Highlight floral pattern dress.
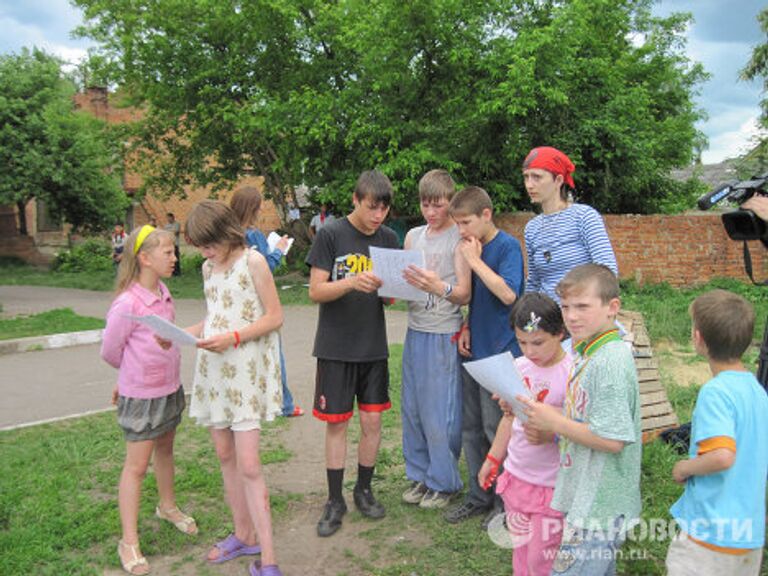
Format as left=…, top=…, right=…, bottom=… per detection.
left=190, top=249, right=282, bottom=427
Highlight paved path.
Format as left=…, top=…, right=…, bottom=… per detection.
left=0, top=286, right=408, bottom=430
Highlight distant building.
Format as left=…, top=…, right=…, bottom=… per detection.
left=0, top=87, right=283, bottom=264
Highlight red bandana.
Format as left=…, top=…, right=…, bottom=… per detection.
left=523, top=146, right=576, bottom=188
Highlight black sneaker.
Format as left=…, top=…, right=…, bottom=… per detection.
left=443, top=500, right=489, bottom=524
left=317, top=499, right=347, bottom=537
left=353, top=486, right=386, bottom=519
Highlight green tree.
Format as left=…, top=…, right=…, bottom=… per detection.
left=740, top=7, right=768, bottom=176
left=0, top=48, right=129, bottom=235
left=74, top=0, right=705, bottom=216
left=742, top=7, right=768, bottom=130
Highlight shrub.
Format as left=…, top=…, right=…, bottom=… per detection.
left=53, top=238, right=113, bottom=272
left=181, top=252, right=205, bottom=273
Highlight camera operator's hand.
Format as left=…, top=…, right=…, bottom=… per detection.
left=742, top=196, right=768, bottom=222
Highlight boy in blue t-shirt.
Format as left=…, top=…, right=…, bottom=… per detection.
left=666, top=289, right=768, bottom=575
left=443, top=185, right=524, bottom=526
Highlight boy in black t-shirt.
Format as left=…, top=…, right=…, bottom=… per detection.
left=306, top=170, right=400, bottom=537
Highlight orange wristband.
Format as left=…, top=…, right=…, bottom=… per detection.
left=232, top=331, right=241, bottom=348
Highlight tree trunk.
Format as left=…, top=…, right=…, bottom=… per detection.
left=16, top=200, right=28, bottom=236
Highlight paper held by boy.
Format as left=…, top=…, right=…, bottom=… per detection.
left=124, top=314, right=199, bottom=346
left=370, top=246, right=427, bottom=302
left=463, top=352, right=533, bottom=422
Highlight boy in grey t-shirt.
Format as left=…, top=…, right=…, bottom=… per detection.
left=521, top=264, right=641, bottom=576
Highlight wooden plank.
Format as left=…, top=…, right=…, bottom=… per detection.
left=623, top=310, right=680, bottom=443
left=641, top=413, right=679, bottom=431
left=637, top=368, right=660, bottom=382
left=641, top=391, right=668, bottom=406
left=634, top=357, right=658, bottom=370
left=619, top=310, right=642, bottom=322
left=640, top=380, right=664, bottom=393
left=634, top=332, right=651, bottom=347
left=641, top=402, right=676, bottom=418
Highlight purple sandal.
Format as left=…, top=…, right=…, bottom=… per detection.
left=208, top=533, right=261, bottom=564
left=249, top=560, right=283, bottom=576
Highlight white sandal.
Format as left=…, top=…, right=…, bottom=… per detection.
left=118, top=540, right=150, bottom=575
left=155, top=505, right=199, bottom=535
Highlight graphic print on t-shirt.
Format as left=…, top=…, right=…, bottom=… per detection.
left=558, top=363, right=591, bottom=469
left=332, top=253, right=372, bottom=281
left=523, top=375, right=552, bottom=403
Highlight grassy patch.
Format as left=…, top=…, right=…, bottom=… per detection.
left=1, top=342, right=766, bottom=574
left=0, top=413, right=292, bottom=575
left=0, top=308, right=104, bottom=340
left=620, top=278, right=768, bottom=345
left=0, top=261, right=311, bottom=304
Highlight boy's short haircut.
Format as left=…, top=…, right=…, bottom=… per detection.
left=185, top=200, right=245, bottom=249
left=230, top=186, right=263, bottom=228
left=419, top=169, right=456, bottom=203
left=556, top=263, right=619, bottom=303
left=510, top=292, right=565, bottom=336
left=691, top=289, right=755, bottom=362
left=354, top=170, right=393, bottom=207
left=448, top=185, right=493, bottom=217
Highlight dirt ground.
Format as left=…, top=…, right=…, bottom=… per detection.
left=103, top=402, right=395, bottom=576
left=100, top=341, right=713, bottom=576
left=654, top=340, right=711, bottom=388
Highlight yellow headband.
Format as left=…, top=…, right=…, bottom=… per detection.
left=133, top=225, right=156, bottom=254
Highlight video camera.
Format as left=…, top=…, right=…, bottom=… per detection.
left=697, top=173, right=768, bottom=241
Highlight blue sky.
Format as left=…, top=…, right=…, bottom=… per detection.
left=0, top=0, right=765, bottom=165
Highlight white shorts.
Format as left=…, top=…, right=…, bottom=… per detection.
left=666, top=534, right=762, bottom=576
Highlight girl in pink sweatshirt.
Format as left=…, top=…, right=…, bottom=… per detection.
left=101, top=225, right=197, bottom=575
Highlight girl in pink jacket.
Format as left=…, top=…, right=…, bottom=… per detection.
left=101, top=225, right=197, bottom=575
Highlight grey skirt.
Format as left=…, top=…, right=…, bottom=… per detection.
left=116, top=386, right=186, bottom=442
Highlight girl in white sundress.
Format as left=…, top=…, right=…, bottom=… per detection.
left=185, top=200, right=284, bottom=576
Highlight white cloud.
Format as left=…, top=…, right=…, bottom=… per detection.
left=702, top=115, right=765, bottom=164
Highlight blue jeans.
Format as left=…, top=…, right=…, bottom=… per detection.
left=401, top=329, right=463, bottom=493
left=553, top=517, right=626, bottom=576
left=461, top=368, right=503, bottom=508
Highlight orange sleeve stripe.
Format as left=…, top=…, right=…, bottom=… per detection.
left=697, top=436, right=736, bottom=455
left=687, top=533, right=752, bottom=555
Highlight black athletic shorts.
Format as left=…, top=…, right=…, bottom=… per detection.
left=313, top=358, right=391, bottom=422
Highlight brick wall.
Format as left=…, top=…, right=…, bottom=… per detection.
left=73, top=89, right=282, bottom=240
left=135, top=177, right=282, bottom=249
left=496, top=212, right=768, bottom=287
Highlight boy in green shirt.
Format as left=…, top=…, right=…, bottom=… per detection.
left=521, top=263, right=641, bottom=575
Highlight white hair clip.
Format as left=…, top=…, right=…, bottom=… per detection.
left=523, top=312, right=541, bottom=333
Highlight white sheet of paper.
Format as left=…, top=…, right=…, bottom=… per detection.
left=126, top=314, right=199, bottom=346
left=463, top=352, right=532, bottom=422
left=267, top=231, right=294, bottom=255
left=370, top=246, right=427, bottom=302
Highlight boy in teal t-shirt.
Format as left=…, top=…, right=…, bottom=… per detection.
left=666, top=290, right=768, bottom=575
left=522, top=263, right=641, bottom=575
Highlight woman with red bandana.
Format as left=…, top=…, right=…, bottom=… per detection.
left=522, top=146, right=617, bottom=301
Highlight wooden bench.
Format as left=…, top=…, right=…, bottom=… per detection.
left=617, top=311, right=679, bottom=443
